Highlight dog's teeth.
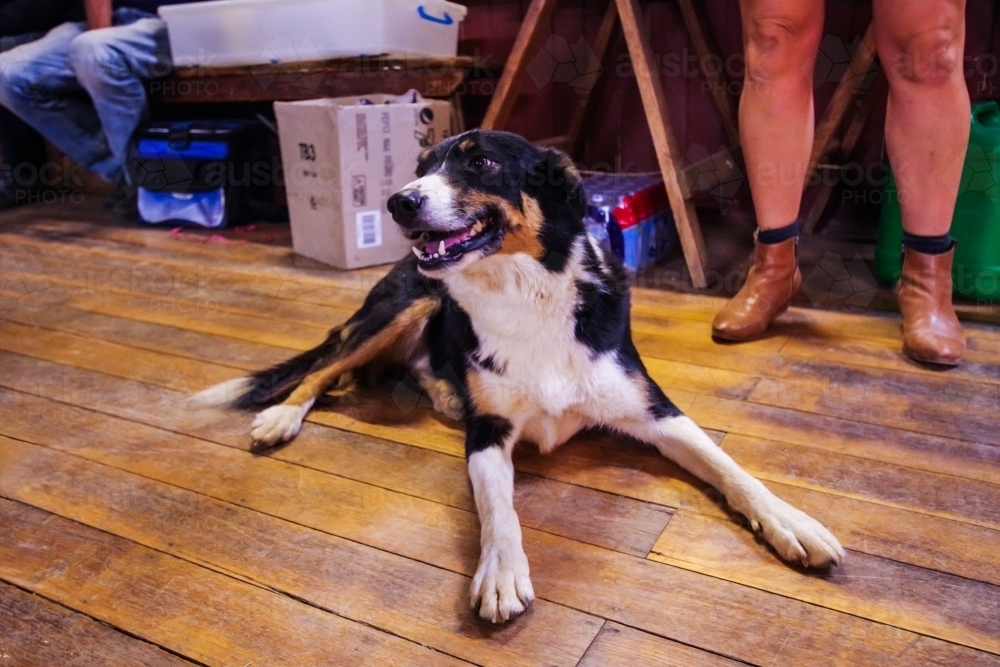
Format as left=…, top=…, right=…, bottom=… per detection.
left=438, top=240, right=446, bottom=255
left=412, top=246, right=422, bottom=259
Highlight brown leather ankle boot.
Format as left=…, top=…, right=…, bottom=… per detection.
left=896, top=246, right=965, bottom=366
left=712, top=237, right=801, bottom=341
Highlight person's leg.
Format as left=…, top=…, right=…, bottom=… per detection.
left=0, top=21, right=119, bottom=180
left=739, top=0, right=826, bottom=230
left=712, top=0, right=825, bottom=341
left=873, top=0, right=968, bottom=366
left=0, top=32, right=46, bottom=206
left=67, top=9, right=172, bottom=183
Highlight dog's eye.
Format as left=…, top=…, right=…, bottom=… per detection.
left=470, top=156, right=493, bottom=171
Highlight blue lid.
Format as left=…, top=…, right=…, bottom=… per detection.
left=137, top=139, right=230, bottom=160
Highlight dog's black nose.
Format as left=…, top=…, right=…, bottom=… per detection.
left=387, top=190, right=423, bottom=225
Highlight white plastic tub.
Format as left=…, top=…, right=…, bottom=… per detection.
left=159, top=0, right=468, bottom=68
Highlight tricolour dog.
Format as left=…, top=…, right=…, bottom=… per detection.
left=199, top=130, right=843, bottom=623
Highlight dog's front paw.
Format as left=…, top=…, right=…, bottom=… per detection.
left=752, top=496, right=845, bottom=568
left=250, top=404, right=308, bottom=448
left=470, top=541, right=534, bottom=623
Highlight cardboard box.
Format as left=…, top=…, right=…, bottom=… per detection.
left=274, top=92, right=451, bottom=269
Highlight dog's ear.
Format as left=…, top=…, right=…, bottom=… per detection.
left=532, top=147, right=586, bottom=221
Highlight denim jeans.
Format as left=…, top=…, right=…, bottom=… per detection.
left=0, top=31, right=45, bottom=194
left=0, top=8, right=171, bottom=183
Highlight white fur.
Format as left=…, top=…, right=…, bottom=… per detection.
left=468, top=443, right=534, bottom=623
left=250, top=399, right=315, bottom=447
left=192, top=378, right=251, bottom=407
left=442, top=236, right=842, bottom=622
left=623, top=416, right=844, bottom=567
left=402, top=173, right=460, bottom=228
left=445, top=239, right=649, bottom=451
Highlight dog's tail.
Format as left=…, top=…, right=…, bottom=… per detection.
left=194, top=257, right=444, bottom=412
left=194, top=327, right=347, bottom=409
left=196, top=299, right=442, bottom=412
left=194, top=325, right=350, bottom=410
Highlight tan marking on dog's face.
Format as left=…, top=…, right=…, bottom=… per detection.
left=459, top=138, right=476, bottom=152
left=495, top=193, right=544, bottom=260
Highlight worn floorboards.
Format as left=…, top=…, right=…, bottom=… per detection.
left=1, top=207, right=998, bottom=666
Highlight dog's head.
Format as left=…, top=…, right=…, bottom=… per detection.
left=387, top=130, right=586, bottom=276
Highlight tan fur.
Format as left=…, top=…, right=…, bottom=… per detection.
left=496, top=193, right=545, bottom=260
left=465, top=369, right=492, bottom=413
left=282, top=298, right=439, bottom=408
left=558, top=154, right=581, bottom=183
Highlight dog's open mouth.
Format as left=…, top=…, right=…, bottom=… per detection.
left=409, top=214, right=499, bottom=267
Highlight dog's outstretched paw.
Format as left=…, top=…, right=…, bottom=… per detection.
left=470, top=542, right=534, bottom=623
left=752, top=496, right=845, bottom=569
left=250, top=403, right=309, bottom=448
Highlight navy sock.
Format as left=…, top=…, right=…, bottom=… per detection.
left=757, top=220, right=799, bottom=245
left=902, top=231, right=953, bottom=255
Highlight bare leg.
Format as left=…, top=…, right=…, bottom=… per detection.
left=466, top=418, right=533, bottom=623
left=711, top=0, right=825, bottom=341
left=738, top=0, right=826, bottom=230
left=621, top=415, right=844, bottom=567
left=873, top=0, right=969, bottom=236
left=874, top=0, right=968, bottom=365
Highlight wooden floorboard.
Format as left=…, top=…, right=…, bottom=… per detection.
left=0, top=582, right=196, bottom=667
left=0, top=499, right=471, bottom=667
left=1, top=208, right=999, bottom=665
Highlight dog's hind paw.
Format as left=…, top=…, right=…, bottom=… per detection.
left=431, top=385, right=465, bottom=421
left=752, top=496, right=845, bottom=569
left=250, top=402, right=312, bottom=448
left=470, top=541, right=534, bottom=623
left=422, top=378, right=464, bottom=421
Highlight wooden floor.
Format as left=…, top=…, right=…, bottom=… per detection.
left=1, top=203, right=999, bottom=667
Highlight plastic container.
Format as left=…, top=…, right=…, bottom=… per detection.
left=582, top=174, right=677, bottom=273
left=159, top=0, right=468, bottom=68
left=876, top=100, right=1000, bottom=301
left=130, top=119, right=276, bottom=228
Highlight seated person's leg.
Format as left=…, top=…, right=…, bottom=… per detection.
left=0, top=106, right=47, bottom=208
left=0, top=21, right=119, bottom=182
left=0, top=31, right=46, bottom=208
left=67, top=10, right=172, bottom=185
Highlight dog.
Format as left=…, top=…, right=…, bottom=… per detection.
left=198, top=130, right=844, bottom=624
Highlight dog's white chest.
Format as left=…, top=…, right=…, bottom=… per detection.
left=488, top=323, right=589, bottom=415
left=445, top=252, right=646, bottom=448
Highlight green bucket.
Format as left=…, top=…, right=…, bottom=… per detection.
left=875, top=100, right=1000, bottom=301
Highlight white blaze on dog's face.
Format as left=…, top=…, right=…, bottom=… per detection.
left=386, top=130, right=587, bottom=277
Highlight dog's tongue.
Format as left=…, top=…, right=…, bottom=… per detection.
left=424, top=229, right=470, bottom=255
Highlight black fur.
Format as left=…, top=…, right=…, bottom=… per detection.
left=234, top=129, right=681, bottom=429
left=418, top=130, right=586, bottom=273
left=233, top=325, right=348, bottom=409
left=233, top=256, right=441, bottom=409
left=465, top=414, right=514, bottom=457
